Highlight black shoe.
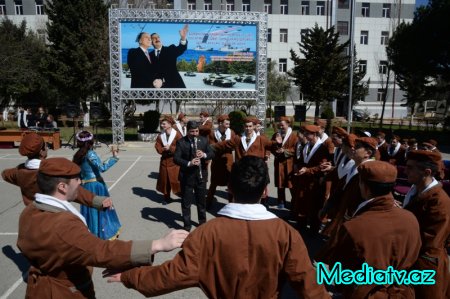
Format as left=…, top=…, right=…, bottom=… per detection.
left=183, top=226, right=192, bottom=232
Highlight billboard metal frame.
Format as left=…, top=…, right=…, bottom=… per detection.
left=109, top=9, right=268, bottom=144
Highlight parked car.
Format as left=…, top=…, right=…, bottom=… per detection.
left=352, top=109, right=370, bottom=121
left=184, top=71, right=196, bottom=77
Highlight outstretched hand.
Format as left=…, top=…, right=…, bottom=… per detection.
left=102, top=269, right=122, bottom=283
left=151, top=229, right=189, bottom=253
left=179, top=24, right=189, bottom=41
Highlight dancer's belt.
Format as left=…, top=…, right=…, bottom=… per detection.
left=82, top=177, right=103, bottom=184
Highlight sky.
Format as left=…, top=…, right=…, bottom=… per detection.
left=121, top=22, right=257, bottom=51
left=416, top=0, right=429, bottom=7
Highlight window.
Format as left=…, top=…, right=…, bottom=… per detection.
left=204, top=0, right=212, bottom=10
left=359, top=60, right=367, bottom=73
left=110, top=3, right=118, bottom=9
left=242, top=0, right=250, bottom=11
left=280, top=0, right=288, bottom=14
left=15, top=0, right=23, bottom=15
left=187, top=0, right=196, bottom=10
left=361, top=2, right=370, bottom=17
left=264, top=0, right=272, bottom=14
left=225, top=0, right=234, bottom=11
left=280, top=29, right=288, bottom=43
left=381, top=31, right=389, bottom=45
left=36, top=0, right=44, bottom=14
left=379, top=61, right=388, bottom=74
left=300, top=29, right=308, bottom=42
left=0, top=0, right=6, bottom=15
left=127, top=3, right=134, bottom=8
left=360, top=30, right=368, bottom=45
left=268, top=28, right=272, bottom=43
left=377, top=89, right=386, bottom=101
left=316, top=1, right=325, bottom=15
left=337, top=21, right=349, bottom=35
left=301, top=1, right=310, bottom=15
left=279, top=58, right=287, bottom=73
left=338, top=0, right=349, bottom=9
left=382, top=3, right=391, bottom=18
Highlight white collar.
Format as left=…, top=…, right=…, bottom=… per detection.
left=160, top=128, right=177, bottom=146
left=34, top=193, right=87, bottom=226
left=175, top=122, right=186, bottom=136
left=320, top=132, right=329, bottom=143
left=403, top=178, right=439, bottom=207
left=139, top=46, right=149, bottom=53
left=344, top=159, right=373, bottom=186
left=352, top=197, right=376, bottom=217
left=377, top=140, right=385, bottom=148
left=338, top=157, right=355, bottom=179
left=302, top=138, right=323, bottom=164
left=215, top=128, right=231, bottom=142
left=25, top=159, right=41, bottom=170
left=218, top=203, right=277, bottom=220
left=388, top=143, right=401, bottom=156
left=241, top=133, right=257, bottom=152
left=202, top=118, right=210, bottom=125
left=279, top=127, right=293, bottom=146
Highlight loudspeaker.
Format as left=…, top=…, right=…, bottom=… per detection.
left=65, top=102, right=80, bottom=119
left=274, top=106, right=286, bottom=122
left=294, top=105, right=307, bottom=122
left=90, top=102, right=102, bottom=119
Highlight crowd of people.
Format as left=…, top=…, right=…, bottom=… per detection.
left=16, top=106, right=58, bottom=130
left=1, top=111, right=450, bottom=298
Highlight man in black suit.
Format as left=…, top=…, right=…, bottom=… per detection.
left=174, top=121, right=214, bottom=231
left=127, top=32, right=161, bottom=88
left=35, top=107, right=47, bottom=128
left=150, top=24, right=189, bottom=88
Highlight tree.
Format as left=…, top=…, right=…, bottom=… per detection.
left=388, top=0, right=450, bottom=118
left=267, top=61, right=291, bottom=122
left=0, top=19, right=50, bottom=109
left=43, top=0, right=109, bottom=106
left=289, top=24, right=349, bottom=117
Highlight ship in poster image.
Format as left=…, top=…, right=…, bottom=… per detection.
left=194, top=44, right=213, bottom=51
left=219, top=43, right=250, bottom=52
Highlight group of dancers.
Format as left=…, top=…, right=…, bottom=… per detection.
left=2, top=112, right=450, bottom=298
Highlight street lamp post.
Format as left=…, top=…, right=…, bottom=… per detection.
left=347, top=0, right=356, bottom=133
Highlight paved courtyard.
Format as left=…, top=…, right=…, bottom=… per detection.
left=0, top=142, right=298, bottom=299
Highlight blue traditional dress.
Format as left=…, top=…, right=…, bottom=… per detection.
left=79, top=150, right=121, bottom=240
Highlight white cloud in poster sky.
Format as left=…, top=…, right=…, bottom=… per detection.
left=121, top=22, right=257, bottom=51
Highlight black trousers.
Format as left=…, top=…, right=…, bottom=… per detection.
left=181, top=176, right=207, bottom=229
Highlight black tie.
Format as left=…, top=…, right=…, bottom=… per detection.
left=220, top=133, right=226, bottom=141
left=156, top=49, right=160, bottom=58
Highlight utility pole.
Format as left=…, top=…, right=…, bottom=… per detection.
left=347, top=0, right=355, bottom=133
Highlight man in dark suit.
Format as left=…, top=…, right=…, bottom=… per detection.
left=35, top=107, right=47, bottom=128
left=127, top=32, right=161, bottom=88
left=174, top=120, right=214, bottom=231
left=150, top=24, right=188, bottom=88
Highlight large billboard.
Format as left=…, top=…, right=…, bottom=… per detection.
left=109, top=9, right=267, bottom=143
left=120, top=22, right=258, bottom=91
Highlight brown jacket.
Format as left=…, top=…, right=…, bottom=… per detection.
left=17, top=201, right=154, bottom=298
left=199, top=119, right=213, bottom=137
left=208, top=129, right=236, bottom=186
left=155, top=130, right=182, bottom=196
left=120, top=216, right=330, bottom=299
left=214, top=134, right=274, bottom=161
left=271, top=131, right=298, bottom=188
left=2, top=164, right=100, bottom=207
left=404, top=183, right=450, bottom=298
left=329, top=195, right=422, bottom=298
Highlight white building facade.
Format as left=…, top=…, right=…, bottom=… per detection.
left=0, top=0, right=416, bottom=118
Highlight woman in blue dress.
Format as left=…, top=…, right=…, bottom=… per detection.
left=73, top=130, right=121, bottom=240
